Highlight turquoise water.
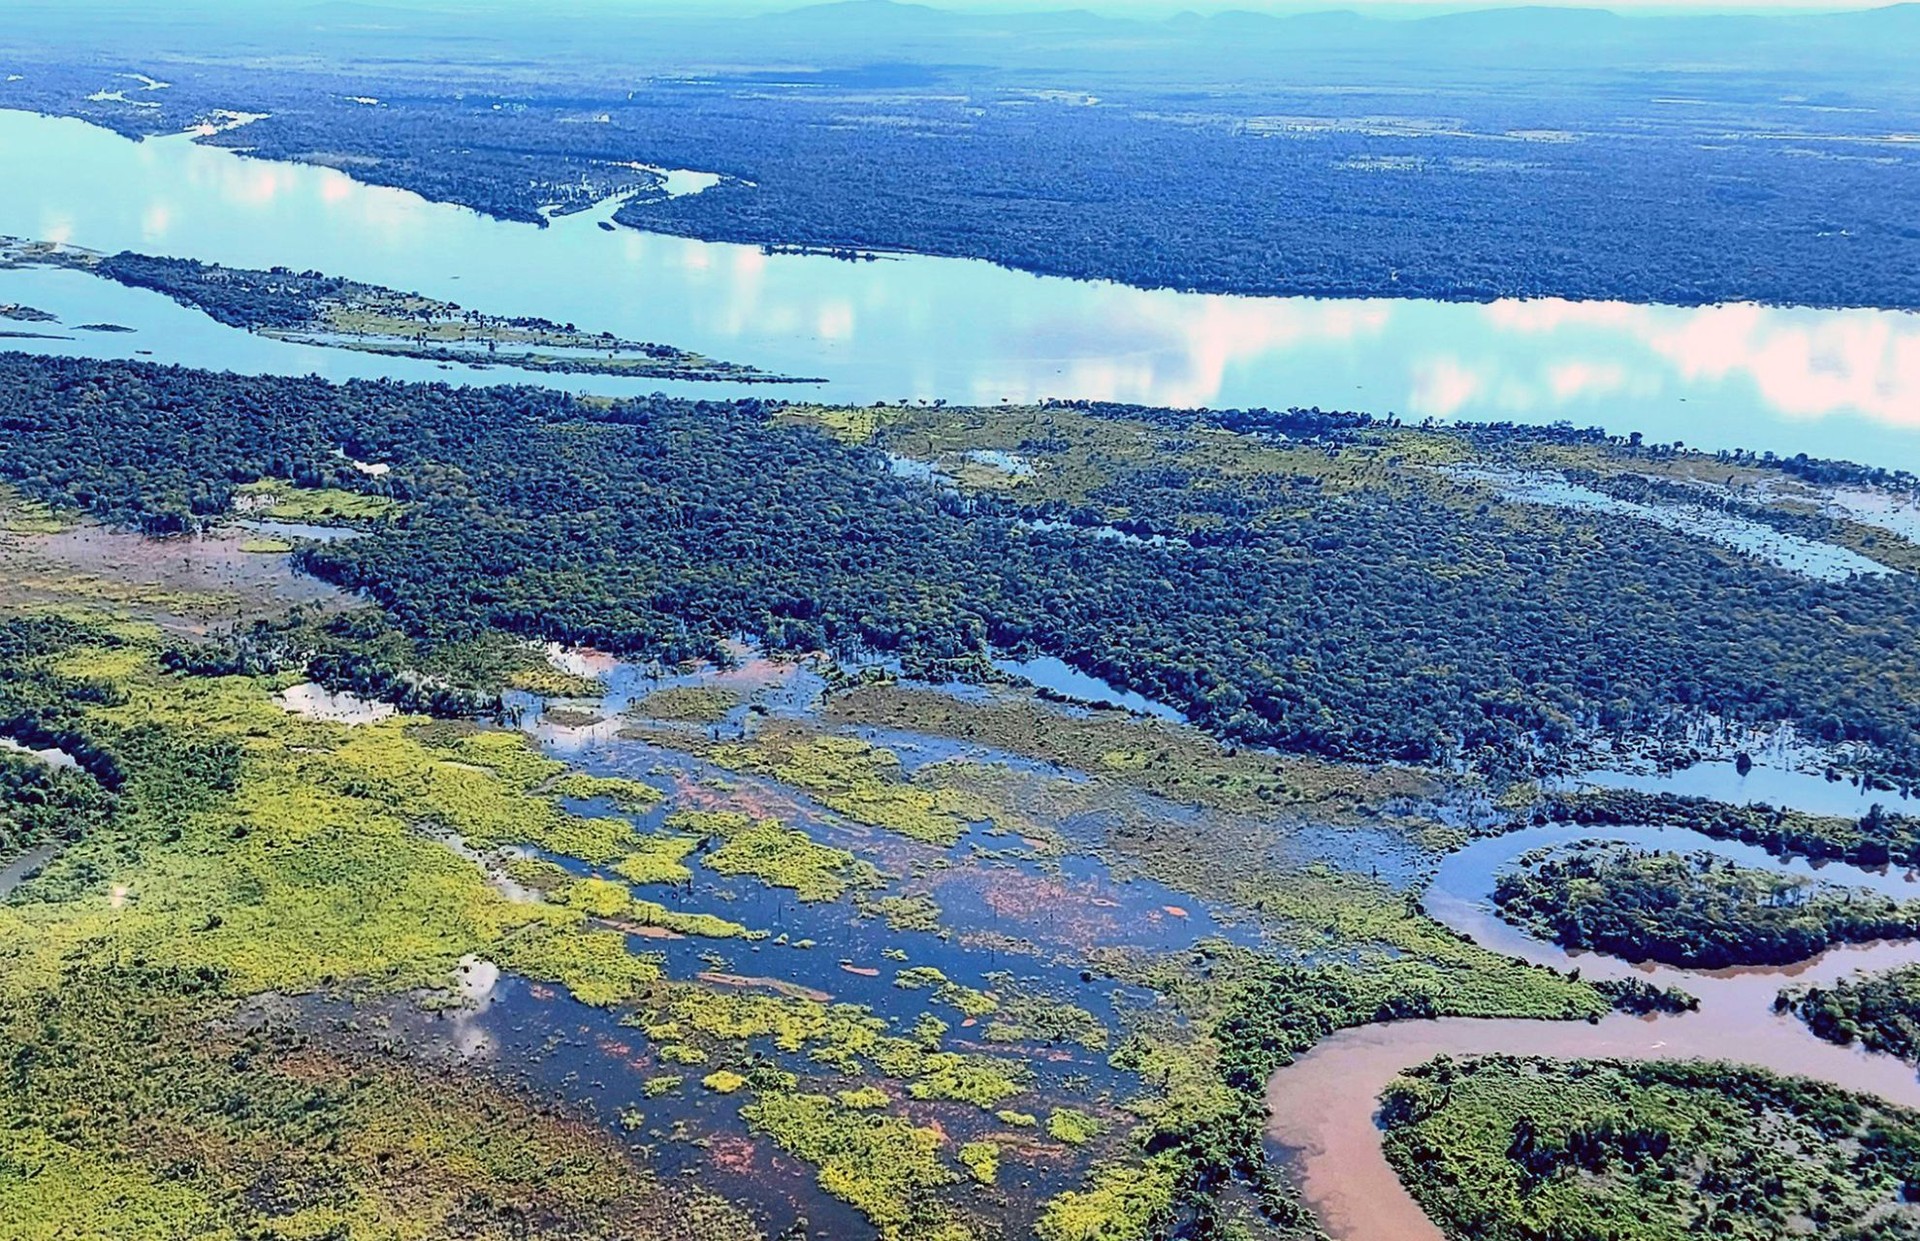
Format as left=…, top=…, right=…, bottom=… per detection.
left=4, top=109, right=1920, bottom=467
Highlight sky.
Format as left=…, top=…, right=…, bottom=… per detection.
left=23, top=0, right=1905, bottom=21
left=639, top=0, right=1902, bottom=13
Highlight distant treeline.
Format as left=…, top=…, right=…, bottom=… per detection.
left=9, top=56, right=1920, bottom=310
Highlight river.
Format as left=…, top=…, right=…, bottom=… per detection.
left=3, top=109, right=1920, bottom=468
left=1266, top=820, right=1920, bottom=1241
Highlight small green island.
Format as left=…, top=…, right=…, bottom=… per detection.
left=0, top=236, right=814, bottom=384
left=1781, top=964, right=1920, bottom=1064
left=1381, top=1055, right=1920, bottom=1241
left=1491, top=842, right=1920, bottom=969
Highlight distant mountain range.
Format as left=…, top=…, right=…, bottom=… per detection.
left=7, top=0, right=1920, bottom=84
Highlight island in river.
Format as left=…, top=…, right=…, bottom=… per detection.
left=0, top=236, right=817, bottom=384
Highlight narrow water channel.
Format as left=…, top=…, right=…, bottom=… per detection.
left=1266, top=822, right=1920, bottom=1241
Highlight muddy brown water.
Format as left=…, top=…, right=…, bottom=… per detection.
left=1266, top=823, right=1920, bottom=1241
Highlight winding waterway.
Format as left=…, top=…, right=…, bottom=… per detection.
left=4, top=108, right=1920, bottom=467
left=1267, top=821, right=1920, bottom=1241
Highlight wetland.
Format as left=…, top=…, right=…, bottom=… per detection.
left=4, top=24, right=1920, bottom=1241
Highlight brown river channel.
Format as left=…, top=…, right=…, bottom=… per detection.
left=1265, top=822, right=1920, bottom=1241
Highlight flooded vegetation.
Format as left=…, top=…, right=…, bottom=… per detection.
left=5, top=11, right=1920, bottom=1238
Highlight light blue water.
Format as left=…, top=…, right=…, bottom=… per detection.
left=4, top=109, right=1920, bottom=468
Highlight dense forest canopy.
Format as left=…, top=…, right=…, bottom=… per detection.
left=1491, top=844, right=1920, bottom=969
left=4, top=353, right=1920, bottom=783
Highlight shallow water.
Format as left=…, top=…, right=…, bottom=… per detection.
left=275, top=682, right=396, bottom=724
left=1266, top=821, right=1920, bottom=1241
left=989, top=655, right=1186, bottom=723
left=0, top=843, right=58, bottom=900
left=1446, top=465, right=1894, bottom=582
left=5, top=109, right=1920, bottom=466
left=1565, top=760, right=1920, bottom=820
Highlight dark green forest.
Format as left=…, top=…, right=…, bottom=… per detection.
left=1381, top=1056, right=1920, bottom=1241
left=6, top=353, right=1920, bottom=782
left=1782, top=965, right=1920, bottom=1064
left=1492, top=843, right=1920, bottom=969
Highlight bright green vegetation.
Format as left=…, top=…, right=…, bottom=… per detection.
left=958, top=1140, right=1000, bottom=1185
left=982, top=984, right=1108, bottom=1052
left=827, top=682, right=1435, bottom=815
left=702, top=1069, right=749, bottom=1094
left=1493, top=843, right=1920, bottom=968
left=741, top=1092, right=972, bottom=1241
left=1381, top=1056, right=1920, bottom=1241
left=1046, top=1108, right=1103, bottom=1146
left=631, top=685, right=742, bottom=723
left=670, top=724, right=988, bottom=846
left=0, top=615, right=758, bottom=1238
left=1037, top=1156, right=1185, bottom=1241
left=896, top=965, right=1001, bottom=1018
left=1782, top=964, right=1920, bottom=1063
left=547, top=770, right=664, bottom=812
left=649, top=984, right=1030, bottom=1110
left=546, top=873, right=750, bottom=940
left=235, top=477, right=401, bottom=524
left=855, top=889, right=945, bottom=932
left=668, top=808, right=883, bottom=901
left=613, top=832, right=702, bottom=886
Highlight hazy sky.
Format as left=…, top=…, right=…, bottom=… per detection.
left=659, top=0, right=1901, bottom=13
left=29, top=0, right=1902, bottom=19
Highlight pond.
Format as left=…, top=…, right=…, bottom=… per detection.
left=4, top=108, right=1920, bottom=468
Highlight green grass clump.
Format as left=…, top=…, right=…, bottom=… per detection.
left=1036, top=1156, right=1182, bottom=1241
left=548, top=772, right=663, bottom=813
left=496, top=926, right=660, bottom=1007
left=671, top=809, right=881, bottom=902
left=612, top=834, right=700, bottom=886
left=959, top=1141, right=1000, bottom=1186
left=906, top=1053, right=1027, bottom=1109
left=1045, top=1109, right=1102, bottom=1146
left=855, top=891, right=944, bottom=933
left=837, top=1086, right=890, bottom=1109
left=895, top=966, right=1000, bottom=1018
left=629, top=898, right=749, bottom=940
left=983, top=986, right=1107, bottom=1052
left=741, top=1091, right=971, bottom=1241
left=702, top=1070, right=749, bottom=1094
left=699, top=727, right=988, bottom=846
left=631, top=686, right=741, bottom=724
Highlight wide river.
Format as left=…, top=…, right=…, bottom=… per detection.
left=4, top=108, right=1920, bottom=468
left=1268, top=820, right=1920, bottom=1241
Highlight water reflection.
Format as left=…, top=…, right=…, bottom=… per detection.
left=3, top=109, right=1920, bottom=466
